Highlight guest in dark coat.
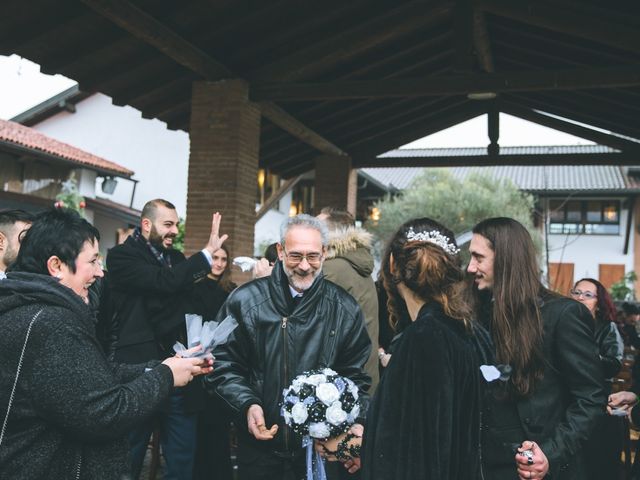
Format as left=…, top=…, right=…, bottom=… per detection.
left=570, top=278, right=624, bottom=480
left=0, top=208, right=210, bottom=480
left=468, top=218, right=604, bottom=480
left=105, top=199, right=227, bottom=479
left=190, top=245, right=237, bottom=480
left=318, top=217, right=483, bottom=480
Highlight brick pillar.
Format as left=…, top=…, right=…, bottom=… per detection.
left=185, top=79, right=260, bottom=284
left=314, top=155, right=357, bottom=216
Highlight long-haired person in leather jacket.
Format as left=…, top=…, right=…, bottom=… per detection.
left=205, top=214, right=371, bottom=480
left=570, top=278, right=623, bottom=480
left=467, top=218, right=604, bottom=480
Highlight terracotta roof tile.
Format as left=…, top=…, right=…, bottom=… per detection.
left=0, top=119, right=133, bottom=178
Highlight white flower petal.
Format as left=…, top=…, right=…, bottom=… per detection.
left=291, top=402, right=309, bottom=424
left=326, top=401, right=348, bottom=426
left=308, top=422, right=331, bottom=439
left=316, top=383, right=340, bottom=406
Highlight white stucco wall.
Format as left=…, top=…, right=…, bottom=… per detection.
left=544, top=197, right=635, bottom=283
left=92, top=214, right=125, bottom=256
left=33, top=94, right=190, bottom=214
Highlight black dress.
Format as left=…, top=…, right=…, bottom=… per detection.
left=361, top=302, right=482, bottom=480
left=189, top=276, right=237, bottom=480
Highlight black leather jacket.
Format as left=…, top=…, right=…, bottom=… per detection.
left=482, top=293, right=605, bottom=479
left=204, top=261, right=371, bottom=454
left=594, top=320, right=623, bottom=379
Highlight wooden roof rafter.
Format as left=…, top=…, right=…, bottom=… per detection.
left=500, top=101, right=640, bottom=153
left=351, top=102, right=487, bottom=164
left=3, top=0, right=640, bottom=178
left=250, top=1, right=454, bottom=82
left=80, top=0, right=348, bottom=158
left=251, top=65, right=640, bottom=102
left=476, top=0, right=640, bottom=54
left=509, top=91, right=640, bottom=140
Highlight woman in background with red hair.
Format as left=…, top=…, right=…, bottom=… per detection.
left=570, top=277, right=623, bottom=480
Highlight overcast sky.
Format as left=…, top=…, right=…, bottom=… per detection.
left=0, top=54, right=592, bottom=147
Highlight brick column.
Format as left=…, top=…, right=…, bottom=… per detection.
left=314, top=155, right=357, bottom=215
left=185, top=79, right=260, bottom=284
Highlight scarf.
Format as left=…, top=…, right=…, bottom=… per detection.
left=132, top=226, right=172, bottom=268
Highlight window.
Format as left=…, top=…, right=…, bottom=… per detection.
left=548, top=199, right=620, bottom=235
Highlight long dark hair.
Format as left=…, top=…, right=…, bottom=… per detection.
left=574, top=277, right=617, bottom=325
left=471, top=217, right=545, bottom=397
left=381, top=217, right=471, bottom=330
left=212, top=245, right=235, bottom=292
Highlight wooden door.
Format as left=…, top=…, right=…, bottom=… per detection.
left=548, top=262, right=575, bottom=295
left=599, top=264, right=626, bottom=289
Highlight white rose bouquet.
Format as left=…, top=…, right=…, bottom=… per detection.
left=281, top=368, right=360, bottom=479
left=281, top=368, right=360, bottom=439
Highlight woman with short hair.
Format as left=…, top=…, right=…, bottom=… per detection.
left=0, top=208, right=211, bottom=479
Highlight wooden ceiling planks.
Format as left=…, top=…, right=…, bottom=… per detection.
left=1, top=0, right=639, bottom=177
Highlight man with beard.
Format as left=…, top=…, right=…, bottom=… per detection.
left=205, top=214, right=371, bottom=480
left=106, top=198, right=227, bottom=480
left=467, top=217, right=604, bottom=480
left=0, top=209, right=34, bottom=277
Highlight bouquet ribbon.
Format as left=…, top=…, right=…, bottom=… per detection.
left=302, top=435, right=327, bottom=480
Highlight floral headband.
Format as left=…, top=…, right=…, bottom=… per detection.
left=406, top=227, right=460, bottom=255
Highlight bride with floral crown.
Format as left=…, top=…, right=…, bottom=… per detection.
left=317, top=217, right=485, bottom=479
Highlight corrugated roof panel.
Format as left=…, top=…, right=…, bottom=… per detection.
left=382, top=145, right=619, bottom=158
left=361, top=164, right=638, bottom=192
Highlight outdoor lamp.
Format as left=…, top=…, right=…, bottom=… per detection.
left=101, top=176, right=118, bottom=194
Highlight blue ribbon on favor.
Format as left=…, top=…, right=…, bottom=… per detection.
left=302, top=435, right=327, bottom=480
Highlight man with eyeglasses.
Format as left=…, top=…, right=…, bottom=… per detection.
left=0, top=209, right=34, bottom=278
left=206, top=214, right=371, bottom=480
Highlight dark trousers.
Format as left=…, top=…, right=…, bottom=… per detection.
left=236, top=439, right=306, bottom=480
left=193, top=410, right=233, bottom=480
left=129, top=390, right=197, bottom=480
left=585, top=414, right=623, bottom=480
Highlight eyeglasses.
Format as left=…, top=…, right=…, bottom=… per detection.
left=570, top=289, right=597, bottom=300
left=283, top=248, right=323, bottom=265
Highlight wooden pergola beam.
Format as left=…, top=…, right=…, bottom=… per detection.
left=258, top=103, right=346, bottom=157
left=453, top=0, right=474, bottom=72
left=357, top=152, right=639, bottom=168
left=81, top=0, right=232, bottom=79
left=81, top=0, right=347, bottom=157
left=509, top=92, right=640, bottom=140
left=352, top=103, right=485, bottom=161
left=251, top=65, right=640, bottom=101
left=250, top=1, right=453, bottom=82
left=500, top=102, right=640, bottom=153
left=473, top=11, right=494, bottom=72
left=476, top=0, right=640, bottom=54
